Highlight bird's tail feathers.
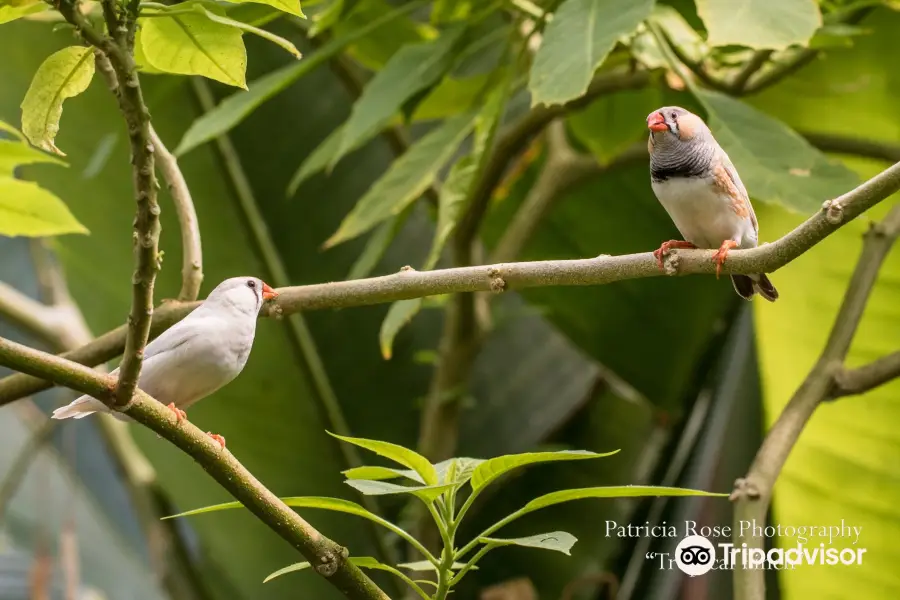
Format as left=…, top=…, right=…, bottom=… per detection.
left=730, top=274, right=778, bottom=303
left=51, top=395, right=110, bottom=420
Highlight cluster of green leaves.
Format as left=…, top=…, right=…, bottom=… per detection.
left=168, top=432, right=725, bottom=599
left=0, top=0, right=306, bottom=237
left=0, top=119, right=84, bottom=237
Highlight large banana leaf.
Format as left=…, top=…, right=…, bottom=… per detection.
left=747, top=8, right=900, bottom=598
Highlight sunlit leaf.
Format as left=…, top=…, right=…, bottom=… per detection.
left=437, top=456, right=485, bottom=485
left=0, top=139, right=66, bottom=175
left=327, top=431, right=439, bottom=484
left=696, top=0, right=822, bottom=50
left=412, top=73, right=492, bottom=122
left=324, top=110, right=478, bottom=247
left=695, top=90, right=858, bottom=213
left=264, top=561, right=312, bottom=582
left=480, top=531, right=578, bottom=556
left=194, top=5, right=302, bottom=57
left=0, top=1, right=47, bottom=24
left=20, top=46, right=95, bottom=155
left=139, top=6, right=248, bottom=88
left=175, top=0, right=426, bottom=156
left=220, top=0, right=305, bottom=18
left=529, top=0, right=654, bottom=106
left=470, top=450, right=618, bottom=493
left=0, top=177, right=87, bottom=237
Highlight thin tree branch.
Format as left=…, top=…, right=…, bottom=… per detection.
left=728, top=50, right=772, bottom=94
left=96, top=46, right=203, bottom=302
left=492, top=127, right=645, bottom=263
left=149, top=126, right=204, bottom=302
left=731, top=203, right=900, bottom=600
left=454, top=68, right=650, bottom=247
left=57, top=0, right=162, bottom=409
left=0, top=337, right=390, bottom=600
left=831, top=350, right=900, bottom=398
left=1, top=159, right=899, bottom=407
left=800, top=132, right=900, bottom=164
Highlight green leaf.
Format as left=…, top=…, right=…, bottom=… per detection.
left=695, top=0, right=822, bottom=50
left=342, top=465, right=423, bottom=483
left=379, top=298, right=423, bottom=360
left=327, top=431, right=439, bottom=485
left=220, top=0, right=305, bottom=18
left=331, top=25, right=467, bottom=168
left=193, top=5, right=302, bottom=57
left=0, top=1, right=47, bottom=24
left=333, top=0, right=433, bottom=71
left=0, top=139, right=67, bottom=175
left=633, top=6, right=706, bottom=69
left=324, top=110, right=478, bottom=247
left=309, top=0, right=343, bottom=37
left=567, top=87, right=662, bottom=163
left=348, top=558, right=431, bottom=600
left=521, top=486, right=726, bottom=516
left=345, top=214, right=405, bottom=280
left=529, top=0, right=654, bottom=106
left=264, top=561, right=312, bottom=582
left=20, top=46, right=95, bottom=155
left=175, top=0, right=426, bottom=156
left=139, top=8, right=248, bottom=88
left=437, top=456, right=484, bottom=485
left=695, top=90, right=859, bottom=213
left=286, top=124, right=344, bottom=196
left=397, top=560, right=470, bottom=571
left=471, top=450, right=618, bottom=493
left=412, top=73, right=491, bottom=122
left=345, top=479, right=454, bottom=501
left=0, top=119, right=26, bottom=141
left=0, top=177, right=87, bottom=237
left=480, top=531, right=578, bottom=556
left=265, top=557, right=431, bottom=599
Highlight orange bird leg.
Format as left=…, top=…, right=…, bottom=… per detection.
left=166, top=402, right=187, bottom=423
left=207, top=432, right=226, bottom=450
left=712, top=240, right=739, bottom=279
left=652, top=240, right=698, bottom=270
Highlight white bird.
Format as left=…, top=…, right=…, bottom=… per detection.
left=51, top=276, right=278, bottom=448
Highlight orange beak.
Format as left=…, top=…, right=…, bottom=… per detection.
left=261, top=282, right=278, bottom=301
left=647, top=112, right=669, bottom=133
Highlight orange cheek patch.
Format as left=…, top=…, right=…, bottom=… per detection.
left=677, top=114, right=701, bottom=140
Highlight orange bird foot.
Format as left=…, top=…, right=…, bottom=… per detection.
left=166, top=402, right=187, bottom=423
left=712, top=240, right=739, bottom=278
left=653, top=240, right=698, bottom=270
left=207, top=432, right=226, bottom=450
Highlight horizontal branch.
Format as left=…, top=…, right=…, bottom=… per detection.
left=1, top=159, right=899, bottom=407
left=0, top=337, right=389, bottom=600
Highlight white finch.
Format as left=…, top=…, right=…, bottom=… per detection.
left=51, top=276, right=278, bottom=447
left=646, top=106, right=778, bottom=302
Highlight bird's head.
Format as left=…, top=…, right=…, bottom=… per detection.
left=646, top=106, right=711, bottom=150
left=205, top=276, right=278, bottom=316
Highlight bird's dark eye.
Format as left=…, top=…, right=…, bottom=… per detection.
left=247, top=280, right=256, bottom=289
left=670, top=112, right=677, bottom=120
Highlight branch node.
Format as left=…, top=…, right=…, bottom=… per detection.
left=823, top=199, right=844, bottom=224
left=400, top=265, right=416, bottom=272
left=729, top=477, right=760, bottom=502
left=314, top=546, right=349, bottom=577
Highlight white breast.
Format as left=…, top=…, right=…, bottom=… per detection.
left=651, top=176, right=756, bottom=249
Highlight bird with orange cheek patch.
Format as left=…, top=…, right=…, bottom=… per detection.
left=646, top=106, right=778, bottom=302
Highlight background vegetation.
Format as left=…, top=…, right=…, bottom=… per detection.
left=1, top=0, right=899, bottom=599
